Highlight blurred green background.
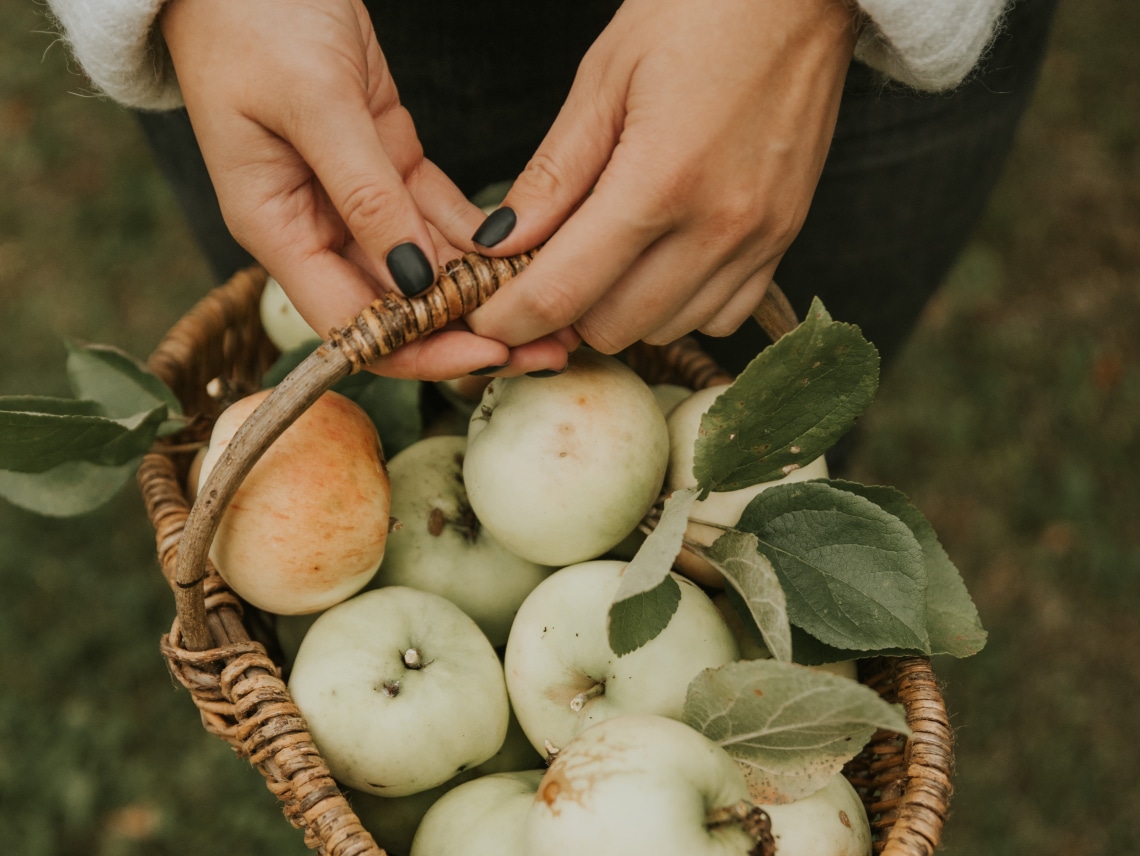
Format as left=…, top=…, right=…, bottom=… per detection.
left=1, top=1, right=1137, bottom=853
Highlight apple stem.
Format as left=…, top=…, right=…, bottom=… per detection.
left=569, top=681, right=605, bottom=711
left=705, top=801, right=775, bottom=856
left=403, top=648, right=425, bottom=670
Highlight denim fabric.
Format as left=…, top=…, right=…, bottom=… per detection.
left=137, top=0, right=1057, bottom=379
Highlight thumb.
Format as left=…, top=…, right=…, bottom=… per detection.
left=472, top=71, right=623, bottom=254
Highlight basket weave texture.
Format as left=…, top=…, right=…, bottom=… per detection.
left=139, top=265, right=954, bottom=856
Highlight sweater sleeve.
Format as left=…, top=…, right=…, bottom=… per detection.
left=852, top=0, right=1011, bottom=91
left=45, top=0, right=181, bottom=111
left=45, top=0, right=1009, bottom=112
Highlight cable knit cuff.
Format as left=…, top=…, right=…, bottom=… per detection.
left=47, top=0, right=181, bottom=111
left=853, top=0, right=1010, bottom=91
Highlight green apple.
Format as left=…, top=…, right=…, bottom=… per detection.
left=288, top=586, right=510, bottom=797
left=348, top=708, right=544, bottom=856
left=369, top=435, right=553, bottom=646
left=464, top=349, right=670, bottom=566
left=410, top=770, right=544, bottom=856
left=259, top=275, right=320, bottom=352
left=523, top=715, right=758, bottom=855
left=665, top=384, right=830, bottom=587
left=504, top=560, right=740, bottom=755
left=755, top=772, right=872, bottom=856
left=198, top=389, right=391, bottom=615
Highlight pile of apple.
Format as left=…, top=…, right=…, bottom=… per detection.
left=194, top=335, right=873, bottom=855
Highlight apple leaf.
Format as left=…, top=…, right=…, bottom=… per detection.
left=705, top=530, right=793, bottom=663
left=607, top=488, right=697, bottom=656
left=692, top=298, right=879, bottom=495
left=0, top=458, right=138, bottom=516
left=684, top=659, right=910, bottom=802
left=0, top=397, right=170, bottom=474
left=264, top=342, right=423, bottom=456
left=824, top=481, right=987, bottom=657
left=65, top=340, right=182, bottom=420
left=736, top=481, right=931, bottom=653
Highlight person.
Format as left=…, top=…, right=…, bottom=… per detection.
left=44, top=0, right=1057, bottom=387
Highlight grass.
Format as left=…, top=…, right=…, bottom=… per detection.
left=2, top=0, right=1137, bottom=853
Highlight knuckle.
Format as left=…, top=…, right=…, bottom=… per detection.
left=574, top=315, right=629, bottom=355
left=518, top=151, right=569, bottom=201
left=338, top=180, right=402, bottom=236
left=518, top=277, right=583, bottom=331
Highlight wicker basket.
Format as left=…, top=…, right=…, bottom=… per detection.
left=138, top=263, right=954, bottom=856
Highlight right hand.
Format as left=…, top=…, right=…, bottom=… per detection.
left=160, top=0, right=574, bottom=380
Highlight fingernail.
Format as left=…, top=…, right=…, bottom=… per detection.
left=470, top=363, right=511, bottom=376
left=526, top=366, right=567, bottom=378
left=472, top=207, right=517, bottom=249
left=387, top=243, right=434, bottom=296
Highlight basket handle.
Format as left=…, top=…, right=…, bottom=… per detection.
left=174, top=251, right=798, bottom=650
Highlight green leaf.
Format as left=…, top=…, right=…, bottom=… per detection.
left=0, top=459, right=137, bottom=516
left=684, top=659, right=910, bottom=802
left=737, top=481, right=931, bottom=653
left=263, top=342, right=423, bottom=457
left=705, top=530, right=793, bottom=662
left=693, top=298, right=879, bottom=494
left=825, top=480, right=987, bottom=657
left=607, top=576, right=682, bottom=658
left=65, top=340, right=181, bottom=418
left=607, top=488, right=697, bottom=656
left=0, top=398, right=168, bottom=473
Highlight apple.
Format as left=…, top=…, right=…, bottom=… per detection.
left=666, top=384, right=830, bottom=587
left=651, top=382, right=694, bottom=418
left=409, top=769, right=545, bottom=856
left=347, top=709, right=545, bottom=856
left=198, top=388, right=391, bottom=615
left=523, top=714, right=759, bottom=855
left=259, top=275, right=320, bottom=352
left=752, top=772, right=872, bottom=856
left=504, top=559, right=740, bottom=755
left=288, top=586, right=510, bottom=797
left=463, top=348, right=670, bottom=567
left=369, top=435, right=553, bottom=647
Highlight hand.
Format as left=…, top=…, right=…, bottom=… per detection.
left=466, top=0, right=859, bottom=353
left=159, top=0, right=572, bottom=379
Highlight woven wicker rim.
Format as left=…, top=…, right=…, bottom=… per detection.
left=139, top=264, right=954, bottom=856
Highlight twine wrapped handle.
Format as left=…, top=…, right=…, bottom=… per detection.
left=173, top=249, right=797, bottom=651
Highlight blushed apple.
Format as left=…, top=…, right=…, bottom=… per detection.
left=666, top=384, right=830, bottom=587
left=523, top=715, right=759, bottom=855
left=464, top=349, right=670, bottom=567
left=504, top=560, right=739, bottom=755
left=369, top=435, right=552, bottom=647
left=198, top=389, right=390, bottom=615
left=288, top=586, right=510, bottom=798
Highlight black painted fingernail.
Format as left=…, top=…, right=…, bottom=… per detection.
left=472, top=207, right=517, bottom=249
left=526, top=366, right=567, bottom=378
left=387, top=243, right=434, bottom=296
left=470, top=363, right=511, bottom=376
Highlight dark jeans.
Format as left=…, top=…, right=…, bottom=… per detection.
left=138, top=0, right=1058, bottom=379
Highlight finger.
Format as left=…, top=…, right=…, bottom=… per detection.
left=289, top=96, right=438, bottom=297
left=636, top=258, right=778, bottom=345
left=465, top=166, right=671, bottom=349
left=695, top=269, right=775, bottom=339
left=470, top=58, right=625, bottom=255
left=366, top=327, right=512, bottom=382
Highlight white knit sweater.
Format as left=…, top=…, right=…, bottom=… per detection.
left=46, top=0, right=1009, bottom=111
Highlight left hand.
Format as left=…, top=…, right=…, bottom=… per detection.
left=466, top=0, right=859, bottom=353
